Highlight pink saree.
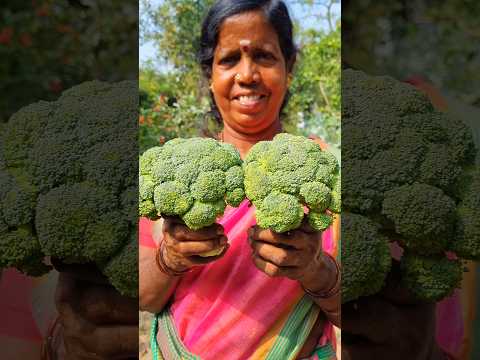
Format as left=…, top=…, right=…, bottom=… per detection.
left=143, top=200, right=338, bottom=360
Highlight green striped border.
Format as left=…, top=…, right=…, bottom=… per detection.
left=313, top=343, right=336, bottom=359
left=265, top=295, right=320, bottom=360
left=151, top=309, right=201, bottom=360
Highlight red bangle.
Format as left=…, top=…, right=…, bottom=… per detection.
left=302, top=252, right=341, bottom=299
left=155, top=241, right=190, bottom=277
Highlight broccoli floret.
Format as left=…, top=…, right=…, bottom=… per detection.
left=382, top=183, right=455, bottom=255
left=244, top=133, right=340, bottom=232
left=182, top=200, right=225, bottom=231
left=400, top=253, right=463, bottom=302
left=101, top=231, right=138, bottom=298
left=256, top=192, right=304, bottom=233
left=139, top=137, right=245, bottom=231
left=449, top=167, right=480, bottom=259
left=342, top=69, right=478, bottom=303
left=341, top=213, right=391, bottom=304
left=0, top=81, right=138, bottom=296
left=0, top=227, right=51, bottom=276
left=36, top=183, right=128, bottom=265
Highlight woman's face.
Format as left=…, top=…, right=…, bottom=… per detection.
left=211, top=10, right=289, bottom=135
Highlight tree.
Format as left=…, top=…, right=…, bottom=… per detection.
left=140, top=0, right=341, bottom=149
left=0, top=0, right=138, bottom=121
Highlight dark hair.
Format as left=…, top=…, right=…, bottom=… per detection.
left=198, top=0, right=297, bottom=125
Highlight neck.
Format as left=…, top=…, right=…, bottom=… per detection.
left=221, top=120, right=282, bottom=159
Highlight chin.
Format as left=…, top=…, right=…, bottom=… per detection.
left=233, top=116, right=274, bottom=132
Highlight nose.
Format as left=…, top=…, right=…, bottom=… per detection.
left=235, top=58, right=260, bottom=85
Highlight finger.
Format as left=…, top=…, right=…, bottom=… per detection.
left=168, top=222, right=224, bottom=242
left=56, top=273, right=82, bottom=312
left=175, top=237, right=228, bottom=256
left=187, top=243, right=230, bottom=266
left=51, top=259, right=110, bottom=285
left=251, top=252, right=301, bottom=279
left=77, top=283, right=138, bottom=325
left=253, top=241, right=301, bottom=267
left=250, top=227, right=301, bottom=249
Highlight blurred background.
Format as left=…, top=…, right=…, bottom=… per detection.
left=0, top=0, right=137, bottom=122
left=139, top=0, right=341, bottom=154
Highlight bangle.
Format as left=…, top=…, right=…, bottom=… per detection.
left=302, top=252, right=341, bottom=299
left=155, top=241, right=190, bottom=277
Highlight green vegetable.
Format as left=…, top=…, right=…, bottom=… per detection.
left=243, top=133, right=340, bottom=233
left=0, top=81, right=138, bottom=297
left=342, top=69, right=478, bottom=302
left=139, top=137, right=245, bottom=231
left=341, top=213, right=391, bottom=304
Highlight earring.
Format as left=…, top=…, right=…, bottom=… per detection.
left=287, top=75, right=293, bottom=87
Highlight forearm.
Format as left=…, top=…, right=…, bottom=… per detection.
left=312, top=291, right=340, bottom=327
left=139, top=245, right=181, bottom=313
left=301, top=253, right=341, bottom=327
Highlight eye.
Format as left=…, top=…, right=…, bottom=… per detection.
left=254, top=51, right=276, bottom=62
left=218, top=54, right=240, bottom=66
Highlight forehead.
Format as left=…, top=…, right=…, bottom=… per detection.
left=217, top=10, right=280, bottom=49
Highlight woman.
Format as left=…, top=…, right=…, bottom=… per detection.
left=139, top=1, right=341, bottom=359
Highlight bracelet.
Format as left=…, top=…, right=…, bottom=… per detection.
left=302, top=252, right=341, bottom=299
left=155, top=241, right=191, bottom=277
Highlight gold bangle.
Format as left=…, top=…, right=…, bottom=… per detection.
left=302, top=252, right=341, bottom=299
left=155, top=241, right=190, bottom=277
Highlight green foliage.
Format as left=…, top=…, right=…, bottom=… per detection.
left=343, top=0, right=480, bottom=106
left=342, top=70, right=478, bottom=302
left=244, top=133, right=340, bottom=233
left=285, top=24, right=341, bottom=148
left=0, top=1, right=137, bottom=122
left=139, top=138, right=245, bottom=231
left=0, top=81, right=138, bottom=297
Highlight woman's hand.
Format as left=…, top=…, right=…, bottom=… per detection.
left=342, top=262, right=446, bottom=360
left=161, top=216, right=229, bottom=273
left=247, top=219, right=336, bottom=293
left=55, top=272, right=138, bottom=360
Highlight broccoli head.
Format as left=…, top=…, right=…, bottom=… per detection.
left=0, top=81, right=138, bottom=297
left=342, top=69, right=478, bottom=303
left=139, top=137, right=245, bottom=231
left=244, top=133, right=340, bottom=233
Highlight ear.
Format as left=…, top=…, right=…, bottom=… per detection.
left=287, top=73, right=293, bottom=87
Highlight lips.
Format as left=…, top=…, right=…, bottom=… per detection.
left=232, top=93, right=267, bottom=113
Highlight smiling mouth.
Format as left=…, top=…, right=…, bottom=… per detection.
left=234, top=94, right=267, bottom=106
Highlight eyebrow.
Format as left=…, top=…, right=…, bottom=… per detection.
left=216, top=43, right=278, bottom=57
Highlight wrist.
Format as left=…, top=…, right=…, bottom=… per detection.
left=301, top=253, right=340, bottom=299
left=156, top=242, right=190, bottom=276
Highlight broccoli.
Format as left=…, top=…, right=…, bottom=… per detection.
left=243, top=133, right=340, bottom=233
left=342, top=213, right=391, bottom=304
left=139, top=137, right=245, bottom=232
left=342, top=69, right=478, bottom=302
left=0, top=81, right=138, bottom=298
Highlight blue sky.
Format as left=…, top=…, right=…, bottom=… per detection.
left=140, top=0, right=340, bottom=69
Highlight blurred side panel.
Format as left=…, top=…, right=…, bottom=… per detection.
left=342, top=0, right=480, bottom=359
left=0, top=1, right=139, bottom=359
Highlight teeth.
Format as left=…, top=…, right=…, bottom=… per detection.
left=238, top=95, right=261, bottom=103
